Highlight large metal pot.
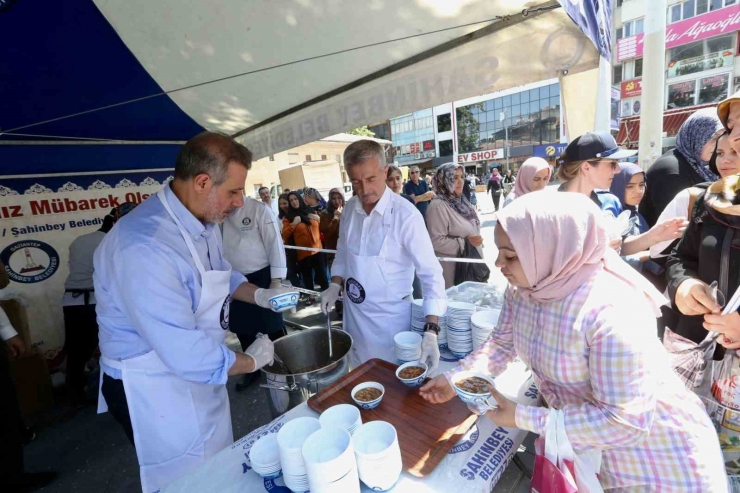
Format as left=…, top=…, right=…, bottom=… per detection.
left=260, top=329, right=352, bottom=418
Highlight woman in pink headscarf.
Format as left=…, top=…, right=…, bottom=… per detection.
left=502, top=157, right=551, bottom=208
left=420, top=192, right=725, bottom=491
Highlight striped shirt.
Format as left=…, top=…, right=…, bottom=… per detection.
left=450, top=272, right=727, bottom=491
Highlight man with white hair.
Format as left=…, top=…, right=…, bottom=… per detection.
left=320, top=140, right=447, bottom=371
left=403, top=165, right=434, bottom=218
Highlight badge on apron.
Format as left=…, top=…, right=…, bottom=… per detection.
left=220, top=295, right=231, bottom=330
left=240, top=216, right=254, bottom=231
left=345, top=278, right=365, bottom=304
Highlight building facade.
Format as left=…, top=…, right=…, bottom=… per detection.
left=389, top=79, right=564, bottom=176
left=613, top=0, right=740, bottom=148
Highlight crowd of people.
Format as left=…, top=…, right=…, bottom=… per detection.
left=7, top=91, right=740, bottom=491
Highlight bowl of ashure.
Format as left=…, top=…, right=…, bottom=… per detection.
left=351, top=382, right=385, bottom=410
left=395, top=361, right=428, bottom=387
left=269, top=291, right=300, bottom=312
left=450, top=371, right=497, bottom=410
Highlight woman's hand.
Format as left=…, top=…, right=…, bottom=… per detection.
left=609, top=237, right=622, bottom=253
left=467, top=235, right=483, bottom=247
left=291, top=216, right=302, bottom=226
left=419, top=375, right=456, bottom=404
left=485, top=386, right=518, bottom=429
left=651, top=217, right=689, bottom=243
left=704, top=312, right=740, bottom=349
left=675, top=278, right=721, bottom=316
left=308, top=213, right=320, bottom=222
left=334, top=206, right=343, bottom=218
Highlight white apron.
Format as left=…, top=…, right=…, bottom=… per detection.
left=98, top=189, right=234, bottom=493
left=342, top=204, right=412, bottom=368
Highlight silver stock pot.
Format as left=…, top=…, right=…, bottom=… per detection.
left=260, top=328, right=352, bottom=418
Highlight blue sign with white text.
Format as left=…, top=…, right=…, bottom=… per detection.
left=533, top=144, right=567, bottom=159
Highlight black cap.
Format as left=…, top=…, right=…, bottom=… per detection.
left=558, top=131, right=636, bottom=166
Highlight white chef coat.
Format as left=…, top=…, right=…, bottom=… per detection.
left=222, top=196, right=287, bottom=278
left=62, top=230, right=106, bottom=306
left=0, top=306, right=17, bottom=341
left=332, top=186, right=447, bottom=317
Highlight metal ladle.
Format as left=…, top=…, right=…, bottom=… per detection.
left=327, top=309, right=333, bottom=360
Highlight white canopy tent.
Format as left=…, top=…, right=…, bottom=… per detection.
left=91, top=0, right=602, bottom=156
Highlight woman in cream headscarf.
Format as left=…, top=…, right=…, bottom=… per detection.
left=420, top=192, right=726, bottom=491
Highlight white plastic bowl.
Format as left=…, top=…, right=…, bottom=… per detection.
left=351, top=382, right=385, bottom=410
left=395, top=361, right=428, bottom=388
left=269, top=291, right=300, bottom=312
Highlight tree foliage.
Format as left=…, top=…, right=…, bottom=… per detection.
left=347, top=126, right=375, bottom=137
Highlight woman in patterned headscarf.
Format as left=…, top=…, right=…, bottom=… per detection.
left=640, top=107, right=723, bottom=227
left=302, top=187, right=326, bottom=213
left=425, top=163, right=483, bottom=288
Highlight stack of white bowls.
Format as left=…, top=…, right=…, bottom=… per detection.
left=393, top=331, right=422, bottom=363
left=470, top=309, right=501, bottom=350
left=249, top=433, right=282, bottom=479
left=277, top=417, right=321, bottom=492
left=302, top=427, right=360, bottom=493
left=447, top=301, right=476, bottom=359
left=352, top=421, right=403, bottom=491
left=412, top=299, right=448, bottom=348
left=319, top=404, right=362, bottom=436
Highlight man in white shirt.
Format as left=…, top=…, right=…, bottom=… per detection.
left=222, top=195, right=287, bottom=390
left=258, top=186, right=280, bottom=218
left=62, top=203, right=135, bottom=406
left=320, top=140, right=447, bottom=371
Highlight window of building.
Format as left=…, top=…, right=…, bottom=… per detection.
left=321, top=154, right=327, bottom=160
left=335, top=154, right=342, bottom=163
left=668, top=0, right=734, bottom=23
left=667, top=34, right=733, bottom=78
left=305, top=154, right=311, bottom=161
left=667, top=80, right=697, bottom=108
left=456, top=83, right=560, bottom=152
left=439, top=139, right=453, bottom=157
left=698, top=73, right=730, bottom=104
left=437, top=114, right=452, bottom=133
left=634, top=58, right=643, bottom=78
left=616, top=27, right=623, bottom=40
left=622, top=18, right=645, bottom=38
left=613, top=64, right=623, bottom=85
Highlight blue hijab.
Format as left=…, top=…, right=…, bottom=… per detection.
left=674, top=107, right=722, bottom=182
left=610, top=162, right=648, bottom=235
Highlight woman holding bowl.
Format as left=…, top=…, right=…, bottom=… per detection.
left=420, top=193, right=726, bottom=491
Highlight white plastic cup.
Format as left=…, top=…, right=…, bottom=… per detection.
left=352, top=421, right=402, bottom=490
left=319, top=404, right=362, bottom=435
left=302, top=428, right=357, bottom=488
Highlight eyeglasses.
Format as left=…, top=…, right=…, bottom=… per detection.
left=587, top=159, right=619, bottom=170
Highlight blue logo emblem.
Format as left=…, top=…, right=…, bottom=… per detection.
left=0, top=240, right=59, bottom=284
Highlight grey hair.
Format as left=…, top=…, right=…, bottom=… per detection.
left=175, top=131, right=253, bottom=186
left=344, top=139, right=387, bottom=169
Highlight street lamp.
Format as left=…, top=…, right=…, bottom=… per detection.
left=500, top=110, right=509, bottom=173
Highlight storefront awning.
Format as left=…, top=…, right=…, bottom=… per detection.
left=616, top=104, right=715, bottom=149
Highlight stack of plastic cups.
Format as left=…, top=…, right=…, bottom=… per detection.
left=276, top=417, right=321, bottom=492
left=352, top=421, right=403, bottom=491
left=302, top=427, right=360, bottom=493
left=248, top=434, right=282, bottom=479
left=393, top=331, right=422, bottom=363
left=319, top=404, right=362, bottom=436
left=470, top=309, right=501, bottom=350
